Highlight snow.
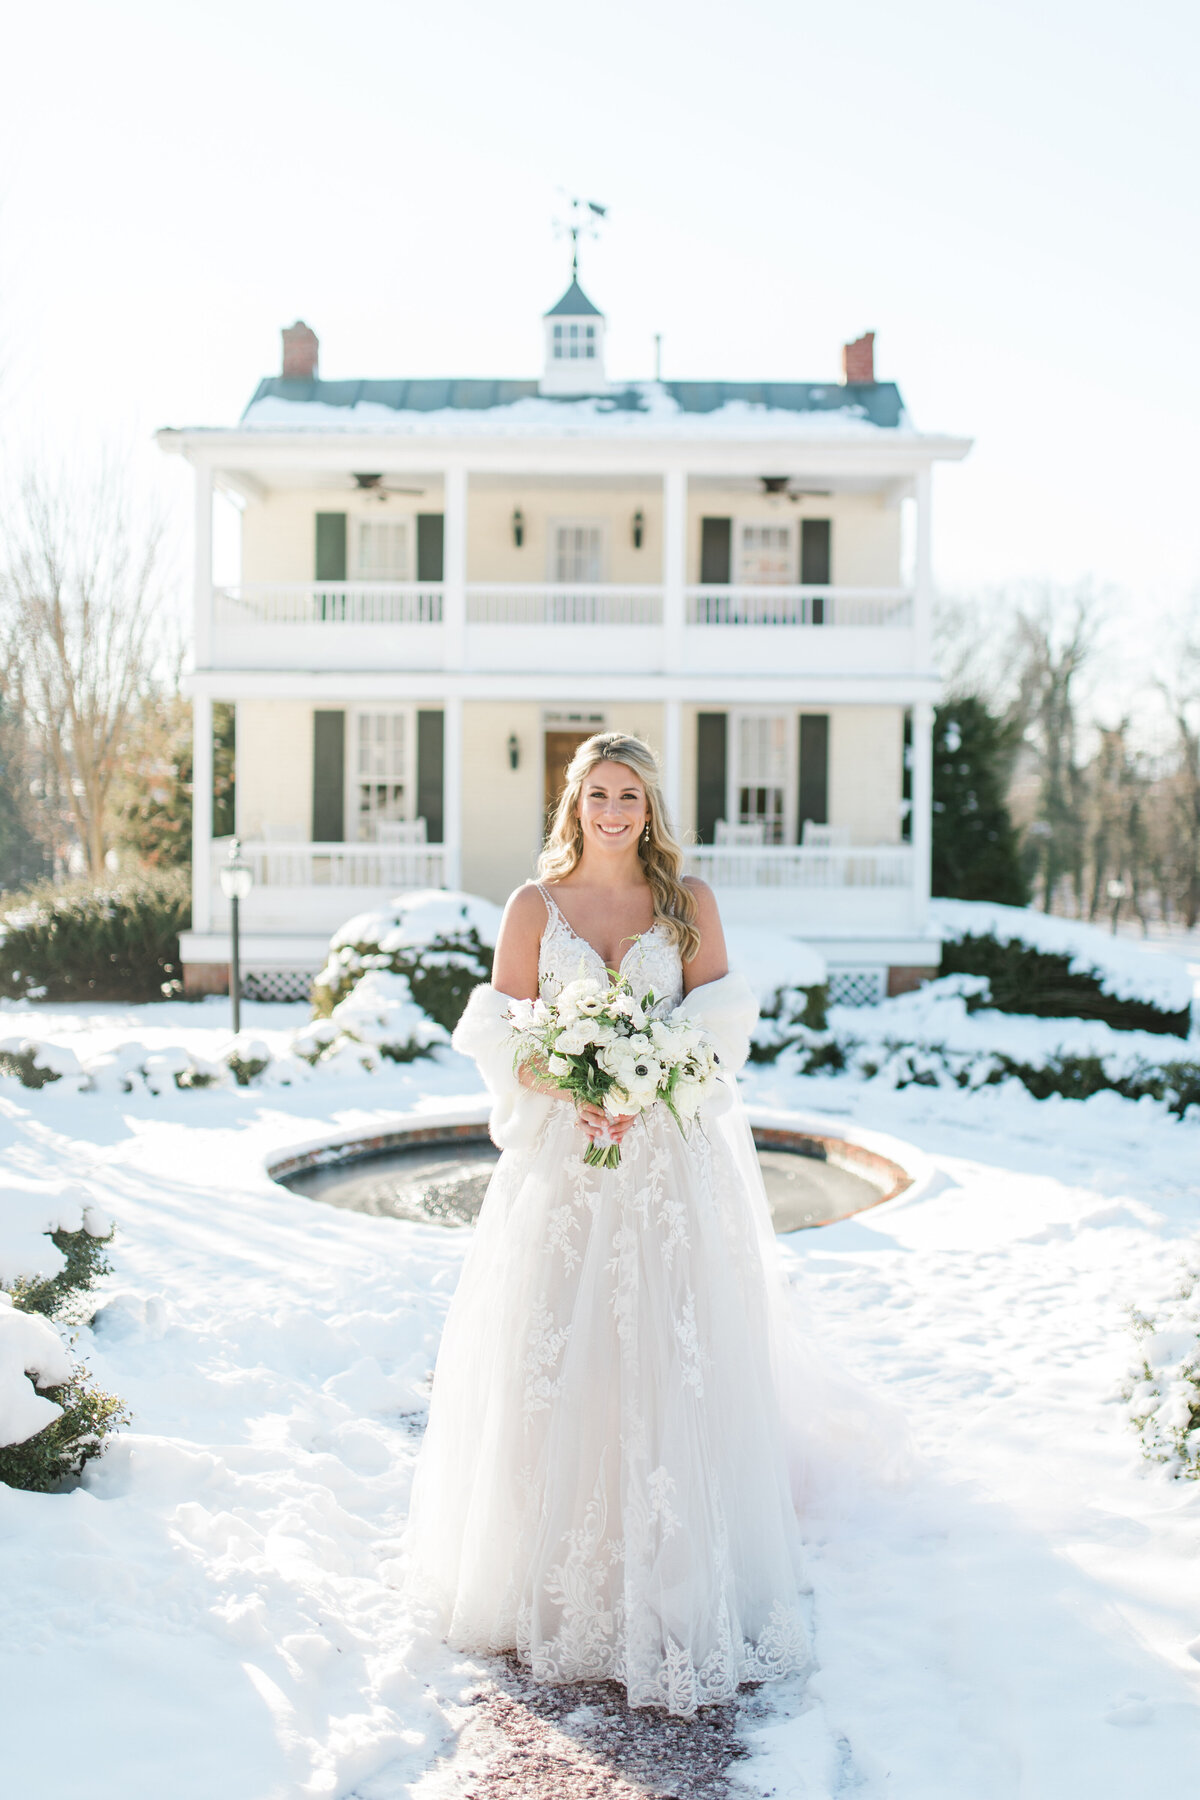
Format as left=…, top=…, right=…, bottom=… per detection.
left=723, top=927, right=826, bottom=1000
left=0, top=1298, right=73, bottom=1445
left=2, top=983, right=1200, bottom=1795
left=239, top=384, right=915, bottom=442
left=330, top=891, right=502, bottom=955
left=933, top=898, right=1195, bottom=1014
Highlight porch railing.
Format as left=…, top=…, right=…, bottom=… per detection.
left=466, top=584, right=663, bottom=625
left=214, top=583, right=444, bottom=625
left=683, top=845, right=913, bottom=888
left=212, top=581, right=911, bottom=631
left=236, top=841, right=447, bottom=888
left=686, top=586, right=912, bottom=627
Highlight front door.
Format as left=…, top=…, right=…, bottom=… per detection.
left=544, top=730, right=594, bottom=830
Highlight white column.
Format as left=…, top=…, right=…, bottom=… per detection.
left=443, top=694, right=463, bottom=890
left=443, top=465, right=467, bottom=669
left=663, top=697, right=682, bottom=836
left=192, top=690, right=214, bottom=934
left=911, top=699, right=934, bottom=923
left=913, top=464, right=933, bottom=669
left=194, top=461, right=214, bottom=670
left=662, top=468, right=687, bottom=671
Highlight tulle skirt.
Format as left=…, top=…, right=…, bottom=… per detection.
left=405, top=1098, right=813, bottom=1715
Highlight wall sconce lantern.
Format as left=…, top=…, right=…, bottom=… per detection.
left=511, top=508, right=525, bottom=548
left=631, top=509, right=645, bottom=550
left=507, top=733, right=520, bottom=770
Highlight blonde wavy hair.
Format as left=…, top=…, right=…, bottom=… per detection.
left=537, top=732, right=701, bottom=962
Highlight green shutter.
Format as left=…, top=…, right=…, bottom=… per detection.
left=315, top=512, right=347, bottom=581
left=696, top=713, right=727, bottom=845
left=700, top=517, right=732, bottom=584
left=417, top=514, right=445, bottom=582
left=801, top=519, right=831, bottom=624
left=798, top=714, right=829, bottom=839
left=312, top=710, right=345, bottom=842
left=416, top=710, right=444, bottom=844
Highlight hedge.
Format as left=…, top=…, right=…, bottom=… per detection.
left=0, top=870, right=191, bottom=1003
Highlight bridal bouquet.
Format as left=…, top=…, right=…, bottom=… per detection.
left=506, top=975, right=722, bottom=1168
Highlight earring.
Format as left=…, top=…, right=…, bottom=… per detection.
left=643, top=823, right=650, bottom=842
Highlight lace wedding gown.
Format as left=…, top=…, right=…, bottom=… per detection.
left=405, top=887, right=812, bottom=1716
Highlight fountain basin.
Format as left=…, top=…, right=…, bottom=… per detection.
left=272, top=1119, right=911, bottom=1234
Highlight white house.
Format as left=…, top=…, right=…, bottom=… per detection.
left=158, top=279, right=970, bottom=1004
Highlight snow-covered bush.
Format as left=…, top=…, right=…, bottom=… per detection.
left=0, top=1185, right=126, bottom=1490
left=764, top=974, right=1200, bottom=1117
left=0, top=1038, right=83, bottom=1089
left=1124, top=1276, right=1200, bottom=1478
left=933, top=900, right=1192, bottom=1037
left=309, top=969, right=450, bottom=1067
left=313, top=890, right=499, bottom=1032
left=0, top=870, right=190, bottom=1003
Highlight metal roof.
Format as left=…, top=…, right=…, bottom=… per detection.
left=543, top=279, right=603, bottom=318
left=243, top=377, right=906, bottom=428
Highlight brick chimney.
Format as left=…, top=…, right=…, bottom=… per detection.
left=282, top=319, right=319, bottom=380
left=841, top=331, right=875, bottom=384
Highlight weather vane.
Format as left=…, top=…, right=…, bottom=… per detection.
left=555, top=194, right=608, bottom=281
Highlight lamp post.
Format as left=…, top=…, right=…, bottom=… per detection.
left=219, top=838, right=254, bottom=1035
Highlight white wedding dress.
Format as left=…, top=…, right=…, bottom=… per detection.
left=405, top=888, right=813, bottom=1716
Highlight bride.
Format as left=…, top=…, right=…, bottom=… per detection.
left=405, top=731, right=812, bottom=1717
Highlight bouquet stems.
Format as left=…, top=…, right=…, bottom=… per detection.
left=583, top=1137, right=623, bottom=1170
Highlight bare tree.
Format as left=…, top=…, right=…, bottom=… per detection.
left=1159, top=600, right=1200, bottom=927
left=1, top=457, right=168, bottom=876
left=1009, top=583, right=1107, bottom=913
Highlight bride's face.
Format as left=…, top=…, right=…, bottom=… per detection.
left=577, top=759, right=649, bottom=857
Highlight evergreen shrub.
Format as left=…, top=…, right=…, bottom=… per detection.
left=313, top=894, right=497, bottom=1033
left=10, top=1226, right=114, bottom=1321
left=940, top=931, right=1190, bottom=1037
left=0, top=1363, right=129, bottom=1493
left=1, top=1214, right=126, bottom=1492
left=0, top=870, right=191, bottom=1002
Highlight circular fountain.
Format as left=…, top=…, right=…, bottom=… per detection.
left=272, top=1121, right=910, bottom=1233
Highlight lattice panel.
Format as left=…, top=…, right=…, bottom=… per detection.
left=827, top=967, right=887, bottom=1008
left=241, top=968, right=315, bottom=1004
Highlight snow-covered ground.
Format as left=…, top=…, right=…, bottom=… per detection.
left=3, top=993, right=1200, bottom=1799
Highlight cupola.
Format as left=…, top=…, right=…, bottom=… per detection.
left=540, top=278, right=606, bottom=396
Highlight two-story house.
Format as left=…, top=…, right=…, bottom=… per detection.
left=158, top=279, right=970, bottom=1004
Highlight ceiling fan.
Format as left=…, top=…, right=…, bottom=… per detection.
left=759, top=475, right=832, bottom=502
left=349, top=471, right=426, bottom=499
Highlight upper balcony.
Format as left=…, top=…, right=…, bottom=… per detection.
left=208, top=578, right=917, bottom=674
left=190, top=459, right=939, bottom=683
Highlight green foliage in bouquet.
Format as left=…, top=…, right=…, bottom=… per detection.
left=0, top=870, right=191, bottom=1003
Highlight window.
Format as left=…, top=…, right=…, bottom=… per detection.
left=552, top=321, right=597, bottom=361
left=737, top=522, right=795, bottom=586
left=352, top=710, right=410, bottom=840
left=732, top=713, right=791, bottom=845
left=552, top=523, right=604, bottom=583
left=352, top=519, right=410, bottom=580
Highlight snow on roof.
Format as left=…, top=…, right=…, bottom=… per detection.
left=239, top=377, right=910, bottom=439
left=931, top=899, right=1195, bottom=1015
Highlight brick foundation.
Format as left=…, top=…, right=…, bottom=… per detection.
left=886, top=965, right=933, bottom=998
left=184, top=962, right=230, bottom=998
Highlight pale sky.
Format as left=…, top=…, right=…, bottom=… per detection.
left=2, top=0, right=1197, bottom=669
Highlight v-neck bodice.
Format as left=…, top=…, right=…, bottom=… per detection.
left=535, top=882, right=684, bottom=1014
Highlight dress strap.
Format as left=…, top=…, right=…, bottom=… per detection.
left=534, top=880, right=560, bottom=918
